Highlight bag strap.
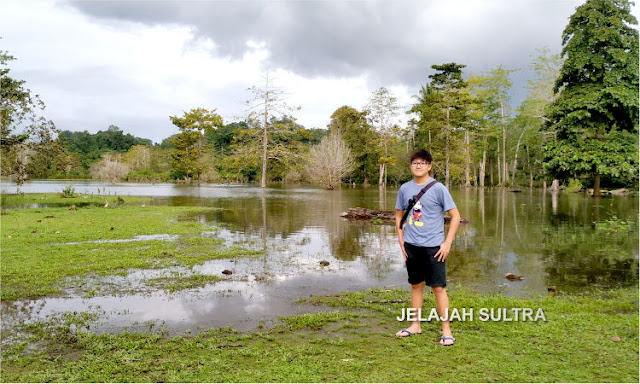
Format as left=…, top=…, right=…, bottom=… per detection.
left=398, top=180, right=438, bottom=230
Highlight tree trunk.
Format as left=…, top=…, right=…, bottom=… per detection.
left=497, top=138, right=502, bottom=186
left=464, top=130, right=471, bottom=187
left=505, top=161, right=509, bottom=185
left=511, top=129, right=525, bottom=185
left=378, top=163, right=384, bottom=186
left=489, top=159, right=494, bottom=186
left=530, top=172, right=533, bottom=189
left=526, top=145, right=533, bottom=189
left=261, top=119, right=268, bottom=188
left=501, top=103, right=508, bottom=186
left=445, top=108, right=450, bottom=188
left=479, top=150, right=486, bottom=187
left=471, top=163, right=476, bottom=187
left=593, top=173, right=601, bottom=197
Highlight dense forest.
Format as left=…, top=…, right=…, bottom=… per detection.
left=1, top=0, right=638, bottom=192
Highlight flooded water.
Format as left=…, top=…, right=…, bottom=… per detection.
left=1, top=180, right=638, bottom=335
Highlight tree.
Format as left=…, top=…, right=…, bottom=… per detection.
left=364, top=87, right=401, bottom=187
left=543, top=0, right=639, bottom=194
left=219, top=116, right=311, bottom=183
left=305, top=132, right=354, bottom=190
left=246, top=70, right=299, bottom=188
left=58, top=128, right=151, bottom=170
left=411, top=63, right=471, bottom=188
left=466, top=74, right=493, bottom=187
left=484, top=66, right=516, bottom=186
left=89, top=153, right=130, bottom=182
left=1, top=49, right=57, bottom=185
left=169, top=108, right=223, bottom=181
left=328, top=106, right=379, bottom=184
left=514, top=48, right=563, bottom=187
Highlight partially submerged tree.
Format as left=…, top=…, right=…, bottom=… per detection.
left=515, top=48, right=563, bottom=187
left=306, top=132, right=354, bottom=190
left=328, top=105, right=379, bottom=184
left=543, top=0, right=639, bottom=194
left=246, top=70, right=299, bottom=188
left=411, top=63, right=471, bottom=188
left=169, top=108, right=223, bottom=181
left=364, top=87, right=401, bottom=187
left=89, top=153, right=130, bottom=183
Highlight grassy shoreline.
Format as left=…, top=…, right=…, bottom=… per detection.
left=0, top=193, right=261, bottom=300
left=1, top=287, right=637, bottom=382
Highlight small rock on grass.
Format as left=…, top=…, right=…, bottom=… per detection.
left=611, top=336, right=622, bottom=342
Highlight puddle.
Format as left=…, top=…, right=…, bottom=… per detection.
left=49, top=234, right=179, bottom=245
left=1, top=226, right=407, bottom=338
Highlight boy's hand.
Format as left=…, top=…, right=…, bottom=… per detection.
left=398, top=239, right=408, bottom=261
left=434, top=241, right=451, bottom=262
left=401, top=243, right=408, bottom=261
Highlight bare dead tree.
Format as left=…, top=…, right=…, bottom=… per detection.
left=90, top=154, right=130, bottom=182
left=306, top=132, right=354, bottom=190
left=246, top=70, right=299, bottom=188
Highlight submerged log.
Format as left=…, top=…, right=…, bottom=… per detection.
left=340, top=207, right=468, bottom=224
left=609, top=188, right=629, bottom=196
left=340, top=207, right=395, bottom=222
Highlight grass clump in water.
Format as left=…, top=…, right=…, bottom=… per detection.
left=147, top=273, right=225, bottom=293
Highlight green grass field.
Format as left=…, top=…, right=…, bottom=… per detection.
left=1, top=193, right=637, bottom=382
left=0, top=193, right=260, bottom=299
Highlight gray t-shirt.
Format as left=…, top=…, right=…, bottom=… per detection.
left=395, top=178, right=457, bottom=247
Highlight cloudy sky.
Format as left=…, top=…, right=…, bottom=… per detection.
left=2, top=0, right=637, bottom=144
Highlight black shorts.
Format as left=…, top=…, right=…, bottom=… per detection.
left=404, top=243, right=446, bottom=287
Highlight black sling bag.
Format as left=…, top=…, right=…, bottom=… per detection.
left=398, top=179, right=438, bottom=230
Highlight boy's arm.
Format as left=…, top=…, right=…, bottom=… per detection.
left=395, top=209, right=408, bottom=260
left=434, top=208, right=460, bottom=262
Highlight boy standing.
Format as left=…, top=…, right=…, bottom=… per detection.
left=394, top=149, right=460, bottom=346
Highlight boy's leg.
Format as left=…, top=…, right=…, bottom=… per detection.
left=432, top=286, right=453, bottom=345
left=396, top=282, right=424, bottom=336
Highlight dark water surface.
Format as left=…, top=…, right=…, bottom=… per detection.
left=1, top=180, right=638, bottom=335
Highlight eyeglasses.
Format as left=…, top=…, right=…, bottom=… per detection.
left=411, top=161, right=430, bottom=167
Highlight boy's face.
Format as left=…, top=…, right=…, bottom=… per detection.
left=410, top=158, right=431, bottom=177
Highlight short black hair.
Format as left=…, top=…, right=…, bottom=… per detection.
left=410, top=149, right=432, bottom=164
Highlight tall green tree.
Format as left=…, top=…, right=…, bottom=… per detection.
left=328, top=106, right=379, bottom=184
left=466, top=74, right=496, bottom=187
left=0, top=49, right=57, bottom=184
left=484, top=66, right=516, bottom=186
left=169, top=108, right=223, bottom=181
left=543, top=0, right=639, bottom=194
left=515, top=48, right=563, bottom=187
left=411, top=63, right=471, bottom=187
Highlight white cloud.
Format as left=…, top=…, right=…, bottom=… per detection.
left=1, top=0, right=637, bottom=143
left=2, top=0, right=389, bottom=141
